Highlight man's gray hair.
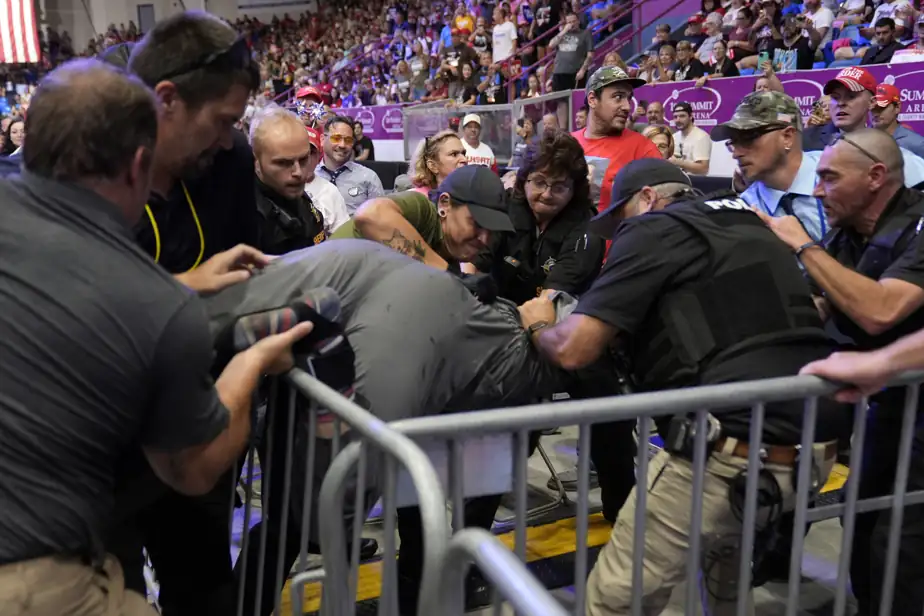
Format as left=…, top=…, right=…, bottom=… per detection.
left=626, top=181, right=694, bottom=209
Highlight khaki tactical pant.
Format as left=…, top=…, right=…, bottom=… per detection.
left=586, top=442, right=836, bottom=616
left=0, top=554, right=156, bottom=616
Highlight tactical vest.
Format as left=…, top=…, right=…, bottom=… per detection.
left=628, top=193, right=829, bottom=391
left=827, top=190, right=924, bottom=350
left=256, top=187, right=327, bottom=255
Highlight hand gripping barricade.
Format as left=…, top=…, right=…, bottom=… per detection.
left=221, top=288, right=567, bottom=616
left=387, top=371, right=924, bottom=616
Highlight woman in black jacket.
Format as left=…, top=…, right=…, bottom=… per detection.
left=474, top=129, right=604, bottom=304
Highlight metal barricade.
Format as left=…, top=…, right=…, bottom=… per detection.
left=388, top=372, right=924, bottom=616
left=232, top=369, right=449, bottom=616
left=512, top=90, right=575, bottom=132
left=439, top=528, right=571, bottom=616
left=402, top=102, right=516, bottom=164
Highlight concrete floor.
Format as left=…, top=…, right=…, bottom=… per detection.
left=176, top=425, right=856, bottom=615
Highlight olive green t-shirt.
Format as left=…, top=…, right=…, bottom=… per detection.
left=329, top=190, right=446, bottom=256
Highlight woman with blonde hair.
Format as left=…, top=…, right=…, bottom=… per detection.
left=405, top=129, right=468, bottom=194
left=642, top=124, right=675, bottom=160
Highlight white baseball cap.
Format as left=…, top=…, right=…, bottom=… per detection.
left=462, top=113, right=481, bottom=127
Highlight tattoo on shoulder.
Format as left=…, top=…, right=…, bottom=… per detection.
left=382, top=229, right=427, bottom=262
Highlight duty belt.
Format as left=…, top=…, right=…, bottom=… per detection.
left=714, top=437, right=837, bottom=467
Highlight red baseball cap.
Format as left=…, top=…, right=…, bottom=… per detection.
left=296, top=85, right=324, bottom=102
left=688, top=14, right=705, bottom=24
left=823, top=67, right=877, bottom=95
left=873, top=83, right=901, bottom=107
left=305, top=125, right=322, bottom=151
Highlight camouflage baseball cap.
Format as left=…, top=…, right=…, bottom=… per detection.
left=710, top=91, right=803, bottom=142
left=585, top=65, right=647, bottom=94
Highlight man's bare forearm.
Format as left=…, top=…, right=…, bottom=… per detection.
left=354, top=200, right=450, bottom=269
left=801, top=247, right=898, bottom=334
left=146, top=350, right=266, bottom=495
left=878, top=328, right=924, bottom=375
left=382, top=228, right=428, bottom=262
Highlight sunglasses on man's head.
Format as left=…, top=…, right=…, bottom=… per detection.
left=154, top=36, right=254, bottom=83
left=831, top=134, right=884, bottom=165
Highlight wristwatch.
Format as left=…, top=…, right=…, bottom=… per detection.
left=527, top=320, right=549, bottom=336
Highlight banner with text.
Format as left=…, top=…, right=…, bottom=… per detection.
left=335, top=104, right=408, bottom=140
left=571, top=64, right=924, bottom=133
left=331, top=64, right=924, bottom=141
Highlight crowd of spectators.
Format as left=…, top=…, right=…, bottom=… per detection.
left=630, top=0, right=924, bottom=87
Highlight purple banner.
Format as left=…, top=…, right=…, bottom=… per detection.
left=335, top=104, right=408, bottom=140
left=571, top=64, right=924, bottom=135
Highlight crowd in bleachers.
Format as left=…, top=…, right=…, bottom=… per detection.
left=628, top=0, right=924, bottom=84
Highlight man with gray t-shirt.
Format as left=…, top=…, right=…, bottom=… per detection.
left=207, top=239, right=566, bottom=616
left=549, top=12, right=594, bottom=91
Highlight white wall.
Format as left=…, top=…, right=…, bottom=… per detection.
left=235, top=1, right=315, bottom=23
left=39, top=0, right=311, bottom=50
left=40, top=0, right=183, bottom=49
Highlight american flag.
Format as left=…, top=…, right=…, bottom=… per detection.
left=0, top=0, right=40, bottom=64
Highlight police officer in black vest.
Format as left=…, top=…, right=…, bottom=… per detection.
left=758, top=128, right=924, bottom=616
left=251, top=107, right=327, bottom=253
left=518, top=157, right=846, bottom=614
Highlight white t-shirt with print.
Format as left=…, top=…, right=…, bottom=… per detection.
left=673, top=126, right=712, bottom=167
left=464, top=140, right=497, bottom=168
left=493, top=20, right=518, bottom=63
left=872, top=0, right=911, bottom=27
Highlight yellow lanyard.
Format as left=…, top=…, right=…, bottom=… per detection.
left=144, top=180, right=205, bottom=272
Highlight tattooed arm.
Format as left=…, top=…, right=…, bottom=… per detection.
left=353, top=197, right=451, bottom=270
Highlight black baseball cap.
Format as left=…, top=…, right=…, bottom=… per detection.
left=673, top=102, right=693, bottom=115
left=588, top=158, right=691, bottom=236
left=436, top=165, right=514, bottom=232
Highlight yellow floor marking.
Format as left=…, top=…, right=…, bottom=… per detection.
left=278, top=463, right=852, bottom=614
left=277, top=513, right=613, bottom=614
left=822, top=463, right=849, bottom=494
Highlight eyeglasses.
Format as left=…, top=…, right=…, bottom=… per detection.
left=327, top=134, right=356, bottom=146
left=724, top=125, right=786, bottom=151
left=832, top=134, right=883, bottom=165
left=154, top=36, right=254, bottom=83
left=528, top=177, right=573, bottom=196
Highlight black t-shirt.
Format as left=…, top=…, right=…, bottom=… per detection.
left=472, top=32, right=491, bottom=55
left=353, top=135, right=375, bottom=161
left=709, top=57, right=740, bottom=77
left=823, top=187, right=924, bottom=351
left=574, top=204, right=843, bottom=444
left=821, top=188, right=924, bottom=412
left=770, top=36, right=813, bottom=72
left=134, top=130, right=259, bottom=274
left=673, top=58, right=706, bottom=81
